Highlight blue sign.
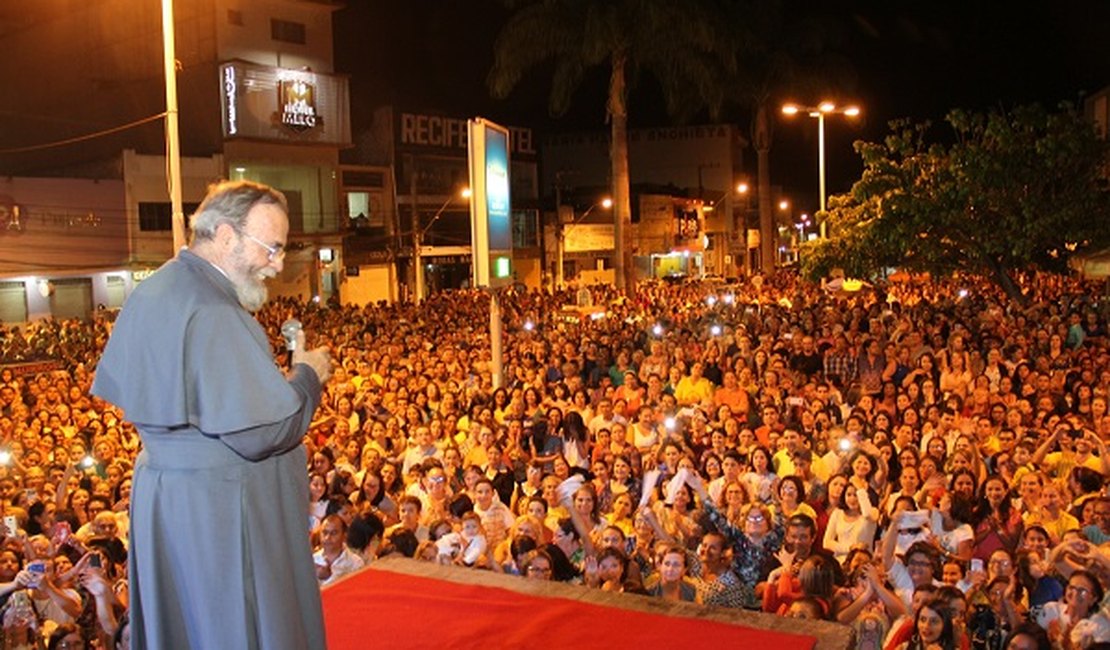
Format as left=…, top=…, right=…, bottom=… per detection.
left=485, top=127, right=512, bottom=251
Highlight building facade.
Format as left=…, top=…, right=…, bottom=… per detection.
left=340, top=106, right=540, bottom=300
left=0, top=0, right=350, bottom=319
left=541, top=124, right=750, bottom=282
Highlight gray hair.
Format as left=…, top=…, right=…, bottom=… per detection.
left=190, top=180, right=287, bottom=243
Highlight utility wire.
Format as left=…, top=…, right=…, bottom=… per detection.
left=0, top=113, right=166, bottom=154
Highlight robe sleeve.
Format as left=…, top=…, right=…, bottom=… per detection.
left=216, top=364, right=321, bottom=461
left=183, top=302, right=303, bottom=436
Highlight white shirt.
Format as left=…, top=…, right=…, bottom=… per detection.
left=314, top=546, right=364, bottom=587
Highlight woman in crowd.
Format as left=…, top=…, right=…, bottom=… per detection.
left=888, top=598, right=958, bottom=650
left=647, top=544, right=697, bottom=602
left=823, top=479, right=880, bottom=564
left=972, top=475, right=1024, bottom=562
left=776, top=476, right=816, bottom=522
left=743, top=446, right=778, bottom=506
left=1035, top=569, right=1107, bottom=648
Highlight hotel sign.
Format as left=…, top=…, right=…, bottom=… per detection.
left=279, top=76, right=319, bottom=132
left=219, top=61, right=350, bottom=145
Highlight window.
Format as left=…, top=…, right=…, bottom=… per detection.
left=341, top=170, right=384, bottom=188
left=271, top=19, right=306, bottom=45
left=138, top=202, right=200, bottom=232
left=511, top=209, right=539, bottom=248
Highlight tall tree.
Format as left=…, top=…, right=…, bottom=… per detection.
left=802, top=104, right=1110, bottom=302
left=725, top=0, right=851, bottom=276
left=488, top=0, right=734, bottom=292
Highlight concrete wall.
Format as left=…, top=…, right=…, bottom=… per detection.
left=342, top=265, right=396, bottom=306
left=216, top=0, right=338, bottom=73
left=0, top=178, right=128, bottom=275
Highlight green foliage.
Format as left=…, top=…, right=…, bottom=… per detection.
left=803, top=104, right=1110, bottom=298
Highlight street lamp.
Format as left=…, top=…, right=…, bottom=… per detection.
left=557, top=197, right=611, bottom=288
left=414, top=187, right=470, bottom=303
left=782, top=101, right=861, bottom=238
left=796, top=213, right=811, bottom=240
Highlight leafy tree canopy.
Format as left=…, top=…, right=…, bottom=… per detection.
left=802, top=103, right=1110, bottom=301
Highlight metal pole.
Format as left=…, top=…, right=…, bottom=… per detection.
left=556, top=228, right=565, bottom=289
left=414, top=226, right=425, bottom=303
left=489, top=290, right=503, bottom=389
left=161, top=0, right=185, bottom=253
left=554, top=181, right=563, bottom=289
left=818, top=113, right=827, bottom=239
left=409, top=154, right=420, bottom=303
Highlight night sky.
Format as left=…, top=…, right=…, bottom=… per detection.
left=334, top=1, right=1110, bottom=210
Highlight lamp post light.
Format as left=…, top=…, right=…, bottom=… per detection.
left=557, top=197, right=611, bottom=288
left=782, top=102, right=860, bottom=238
left=796, top=213, right=811, bottom=241
left=414, top=187, right=470, bottom=303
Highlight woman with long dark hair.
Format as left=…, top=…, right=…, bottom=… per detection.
left=972, top=475, right=1023, bottom=562
left=560, top=410, right=590, bottom=471
left=888, top=598, right=958, bottom=650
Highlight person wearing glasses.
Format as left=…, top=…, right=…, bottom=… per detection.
left=1035, top=570, right=1109, bottom=648
left=93, top=181, right=332, bottom=650
left=521, top=550, right=554, bottom=580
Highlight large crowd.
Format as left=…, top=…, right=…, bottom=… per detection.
left=0, top=269, right=1108, bottom=649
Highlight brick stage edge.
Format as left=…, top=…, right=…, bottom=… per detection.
left=321, top=557, right=855, bottom=649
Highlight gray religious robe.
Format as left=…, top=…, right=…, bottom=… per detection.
left=92, top=249, right=326, bottom=650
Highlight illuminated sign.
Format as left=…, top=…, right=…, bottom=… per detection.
left=398, top=112, right=536, bottom=158
left=223, top=66, right=238, bottom=135
left=218, top=61, right=350, bottom=145
left=278, top=74, right=320, bottom=133
left=468, top=118, right=513, bottom=289
left=494, top=256, right=511, bottom=279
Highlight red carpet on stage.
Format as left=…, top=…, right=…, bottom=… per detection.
left=322, top=561, right=821, bottom=650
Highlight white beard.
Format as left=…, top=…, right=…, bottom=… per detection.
left=234, top=273, right=270, bottom=312
left=229, top=243, right=276, bottom=312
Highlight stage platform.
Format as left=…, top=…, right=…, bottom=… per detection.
left=322, top=557, right=854, bottom=650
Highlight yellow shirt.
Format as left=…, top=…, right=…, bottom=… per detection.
left=1023, top=509, right=1079, bottom=542
left=674, top=376, right=714, bottom=406
left=1043, top=452, right=1103, bottom=479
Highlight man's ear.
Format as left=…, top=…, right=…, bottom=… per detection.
left=214, top=222, right=238, bottom=251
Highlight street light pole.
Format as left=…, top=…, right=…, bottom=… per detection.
left=556, top=198, right=611, bottom=289
left=818, top=112, right=826, bottom=217
left=161, top=0, right=185, bottom=254
left=415, top=187, right=470, bottom=303
left=782, top=102, right=860, bottom=239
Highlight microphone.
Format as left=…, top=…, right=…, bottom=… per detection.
left=280, top=319, right=302, bottom=352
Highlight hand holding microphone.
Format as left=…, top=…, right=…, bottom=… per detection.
left=281, top=319, right=332, bottom=384
left=281, top=319, right=302, bottom=352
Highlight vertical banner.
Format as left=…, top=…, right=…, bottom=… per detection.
left=468, top=118, right=513, bottom=288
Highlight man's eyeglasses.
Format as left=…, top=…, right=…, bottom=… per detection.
left=240, top=231, right=285, bottom=262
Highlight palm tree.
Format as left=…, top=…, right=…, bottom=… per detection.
left=727, top=1, right=851, bottom=275
left=488, top=0, right=734, bottom=292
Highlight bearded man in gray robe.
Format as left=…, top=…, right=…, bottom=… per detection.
left=93, top=181, right=332, bottom=649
